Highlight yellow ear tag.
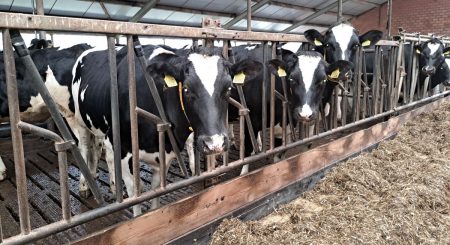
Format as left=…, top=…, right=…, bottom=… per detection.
left=164, top=75, right=178, bottom=87
left=277, top=67, right=287, bottom=77
left=314, top=39, right=323, bottom=46
left=361, top=40, right=371, bottom=47
left=188, top=126, right=193, bottom=132
left=329, top=69, right=340, bottom=79
left=233, top=72, right=246, bottom=84
left=444, top=51, right=450, bottom=56
left=416, top=49, right=421, bottom=54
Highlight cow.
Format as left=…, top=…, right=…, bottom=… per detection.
left=0, top=43, right=92, bottom=181
left=186, top=44, right=352, bottom=175
left=405, top=38, right=450, bottom=97
left=302, top=22, right=383, bottom=119
left=65, top=44, right=262, bottom=210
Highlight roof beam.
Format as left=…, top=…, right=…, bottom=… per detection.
left=129, top=0, right=157, bottom=22
left=99, top=1, right=112, bottom=19
left=282, top=0, right=351, bottom=33
left=269, top=1, right=355, bottom=19
left=222, top=0, right=271, bottom=28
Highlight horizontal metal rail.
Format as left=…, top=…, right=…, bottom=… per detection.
left=3, top=90, right=448, bottom=245
left=0, top=12, right=306, bottom=42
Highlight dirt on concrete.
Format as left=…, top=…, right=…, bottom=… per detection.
left=211, top=102, right=450, bottom=245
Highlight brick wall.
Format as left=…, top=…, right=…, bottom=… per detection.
left=351, top=0, right=450, bottom=37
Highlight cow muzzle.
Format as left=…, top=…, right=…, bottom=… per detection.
left=295, top=104, right=316, bottom=122
left=421, top=66, right=436, bottom=75
left=443, top=80, right=450, bottom=87
left=198, top=134, right=228, bottom=154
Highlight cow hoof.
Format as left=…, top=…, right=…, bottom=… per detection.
left=79, top=189, right=92, bottom=198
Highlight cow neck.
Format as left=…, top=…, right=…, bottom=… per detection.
left=178, top=82, right=193, bottom=132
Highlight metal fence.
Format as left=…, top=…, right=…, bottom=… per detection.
left=0, top=12, right=448, bottom=244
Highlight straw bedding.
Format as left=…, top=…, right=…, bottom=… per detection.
left=211, top=102, right=450, bottom=245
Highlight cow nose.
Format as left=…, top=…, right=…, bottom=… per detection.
left=443, top=80, right=450, bottom=87
left=297, top=104, right=315, bottom=121
left=199, top=134, right=228, bottom=154
left=422, top=66, right=436, bottom=75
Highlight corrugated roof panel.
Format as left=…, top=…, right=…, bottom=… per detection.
left=141, top=8, right=173, bottom=23
left=166, top=11, right=195, bottom=25
left=343, top=2, right=375, bottom=16
left=9, top=0, right=33, bottom=13
left=183, top=0, right=212, bottom=9
left=103, top=3, right=140, bottom=19
left=159, top=0, right=189, bottom=6
left=253, top=4, right=282, bottom=18
left=50, top=0, right=93, bottom=16
left=203, top=0, right=239, bottom=13
left=223, top=0, right=247, bottom=14
left=0, top=1, right=13, bottom=11
left=83, top=2, right=108, bottom=19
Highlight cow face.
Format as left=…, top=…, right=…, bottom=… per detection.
left=304, top=23, right=383, bottom=63
left=268, top=50, right=353, bottom=122
left=415, top=39, right=445, bottom=76
left=149, top=49, right=262, bottom=154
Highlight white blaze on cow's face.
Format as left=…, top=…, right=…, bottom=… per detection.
left=188, top=53, right=220, bottom=97
left=330, top=23, right=357, bottom=62
left=416, top=39, right=445, bottom=76
left=427, top=42, right=440, bottom=56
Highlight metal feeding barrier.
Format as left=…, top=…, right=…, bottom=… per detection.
left=0, top=12, right=449, bottom=244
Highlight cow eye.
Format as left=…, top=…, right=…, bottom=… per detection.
left=352, top=44, right=360, bottom=50
left=224, top=86, right=232, bottom=98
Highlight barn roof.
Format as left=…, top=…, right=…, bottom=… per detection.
left=0, top=0, right=387, bottom=34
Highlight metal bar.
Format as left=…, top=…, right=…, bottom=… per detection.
left=3, top=29, right=31, bottom=235
left=132, top=36, right=188, bottom=177
left=247, top=0, right=251, bottom=31
left=282, top=101, right=287, bottom=145
left=337, top=0, right=343, bottom=22
left=17, top=122, right=63, bottom=142
left=269, top=44, right=276, bottom=150
left=387, top=0, right=393, bottom=38
left=158, top=128, right=166, bottom=188
left=4, top=90, right=450, bottom=245
left=136, top=107, right=164, bottom=125
left=58, top=150, right=71, bottom=221
left=129, top=0, right=157, bottom=22
left=333, top=87, right=339, bottom=128
left=35, top=0, right=46, bottom=39
left=261, top=41, right=268, bottom=152
left=127, top=36, right=141, bottom=201
left=107, top=36, right=123, bottom=203
left=239, top=112, right=245, bottom=161
left=9, top=30, right=104, bottom=204
left=223, top=0, right=270, bottom=28
left=282, top=0, right=350, bottom=33
left=0, top=12, right=307, bottom=42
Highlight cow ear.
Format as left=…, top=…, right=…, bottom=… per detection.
left=304, top=29, right=325, bottom=47
left=327, top=60, right=353, bottom=82
left=147, top=57, right=184, bottom=87
left=359, top=30, right=383, bottom=47
left=414, top=44, right=423, bottom=54
left=443, top=47, right=450, bottom=57
left=230, top=59, right=263, bottom=85
left=267, top=59, right=287, bottom=77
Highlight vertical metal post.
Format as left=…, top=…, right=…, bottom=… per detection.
left=127, top=36, right=140, bottom=199
left=158, top=127, right=166, bottom=188
left=269, top=44, right=276, bottom=150
left=261, top=41, right=268, bottom=152
left=247, top=0, right=252, bottom=31
left=332, top=87, right=339, bottom=128
left=353, top=47, right=362, bottom=122
left=281, top=101, right=287, bottom=145
left=35, top=0, right=46, bottom=39
left=387, top=0, right=393, bottom=38
left=337, top=0, right=343, bottom=22
left=3, top=29, right=31, bottom=235
left=239, top=112, right=245, bottom=161
left=57, top=150, right=70, bottom=221
left=107, top=36, right=123, bottom=203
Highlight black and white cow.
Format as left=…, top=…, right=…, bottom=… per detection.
left=0, top=43, right=92, bottom=181
left=302, top=22, right=383, bottom=118
left=223, top=44, right=352, bottom=174
left=408, top=38, right=450, bottom=94
left=65, top=44, right=261, bottom=209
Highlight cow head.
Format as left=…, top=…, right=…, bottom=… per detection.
left=268, top=50, right=353, bottom=122
left=304, top=23, right=383, bottom=63
left=415, top=38, right=446, bottom=76
left=148, top=47, right=262, bottom=154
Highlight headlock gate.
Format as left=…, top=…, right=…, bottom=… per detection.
left=0, top=11, right=449, bottom=244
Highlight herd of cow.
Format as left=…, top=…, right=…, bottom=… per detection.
left=0, top=22, right=449, bottom=208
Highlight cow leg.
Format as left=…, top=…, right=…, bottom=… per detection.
left=228, top=124, right=236, bottom=150
left=119, top=153, right=142, bottom=215
left=185, top=133, right=196, bottom=175
left=149, top=151, right=176, bottom=210
left=103, top=137, right=116, bottom=195
left=0, top=157, right=6, bottom=181
left=78, top=128, right=96, bottom=198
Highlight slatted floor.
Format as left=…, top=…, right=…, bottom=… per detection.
left=0, top=135, right=213, bottom=244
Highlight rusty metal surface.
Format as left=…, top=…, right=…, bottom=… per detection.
left=0, top=12, right=307, bottom=42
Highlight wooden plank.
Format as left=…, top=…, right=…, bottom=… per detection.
left=75, top=96, right=450, bottom=245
